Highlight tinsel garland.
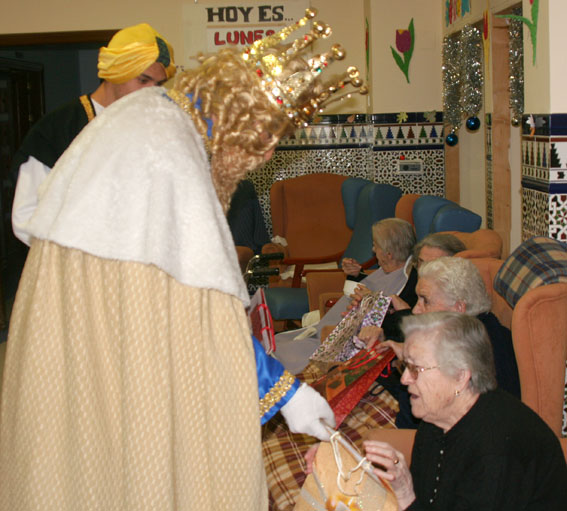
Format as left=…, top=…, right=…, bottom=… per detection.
left=460, top=25, right=483, bottom=119
left=509, top=13, right=524, bottom=127
left=442, top=25, right=484, bottom=143
left=442, top=35, right=462, bottom=132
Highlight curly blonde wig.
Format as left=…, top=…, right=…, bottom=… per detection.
left=174, top=47, right=314, bottom=211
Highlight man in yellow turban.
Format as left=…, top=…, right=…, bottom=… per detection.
left=11, top=22, right=176, bottom=246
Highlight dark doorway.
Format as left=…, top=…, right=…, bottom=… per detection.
left=0, top=30, right=115, bottom=333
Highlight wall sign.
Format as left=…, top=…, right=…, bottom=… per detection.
left=183, top=1, right=310, bottom=56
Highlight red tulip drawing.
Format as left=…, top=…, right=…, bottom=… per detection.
left=391, top=18, right=415, bottom=83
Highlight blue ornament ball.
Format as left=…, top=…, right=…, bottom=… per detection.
left=466, top=116, right=481, bottom=131
left=445, top=132, right=459, bottom=146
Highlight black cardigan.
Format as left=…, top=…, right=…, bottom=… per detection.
left=407, top=389, right=567, bottom=510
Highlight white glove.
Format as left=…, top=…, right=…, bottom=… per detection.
left=280, top=383, right=336, bottom=441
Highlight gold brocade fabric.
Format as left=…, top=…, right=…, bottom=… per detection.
left=0, top=240, right=267, bottom=511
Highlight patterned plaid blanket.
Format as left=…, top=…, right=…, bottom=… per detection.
left=262, top=363, right=399, bottom=511
left=494, top=236, right=567, bottom=308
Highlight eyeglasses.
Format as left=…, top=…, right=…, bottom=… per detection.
left=401, top=361, right=440, bottom=380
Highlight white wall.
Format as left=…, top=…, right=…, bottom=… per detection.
left=369, top=0, right=443, bottom=113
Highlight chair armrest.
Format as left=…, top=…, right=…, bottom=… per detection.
left=362, top=428, right=416, bottom=465
left=306, top=271, right=347, bottom=311
left=261, top=242, right=289, bottom=259
left=285, top=251, right=344, bottom=288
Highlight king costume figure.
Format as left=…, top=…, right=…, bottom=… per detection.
left=0, top=9, right=366, bottom=511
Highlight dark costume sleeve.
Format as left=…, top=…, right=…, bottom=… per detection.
left=10, top=96, right=92, bottom=183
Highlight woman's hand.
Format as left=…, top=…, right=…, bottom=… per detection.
left=363, top=440, right=416, bottom=510
left=374, top=339, right=404, bottom=359
left=341, top=258, right=362, bottom=277
left=357, top=326, right=385, bottom=350
left=341, top=284, right=371, bottom=317
left=389, top=295, right=411, bottom=312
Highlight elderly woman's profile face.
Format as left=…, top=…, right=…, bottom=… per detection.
left=401, top=332, right=460, bottom=430
left=416, top=246, right=450, bottom=268
left=412, top=277, right=459, bottom=314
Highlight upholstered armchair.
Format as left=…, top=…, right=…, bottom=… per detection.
left=446, top=229, right=503, bottom=259
left=261, top=173, right=351, bottom=324
left=261, top=173, right=351, bottom=285
left=396, top=194, right=482, bottom=241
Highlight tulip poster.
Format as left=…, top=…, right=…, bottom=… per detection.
left=391, top=18, right=415, bottom=84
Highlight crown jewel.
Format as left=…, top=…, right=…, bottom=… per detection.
left=241, top=8, right=368, bottom=127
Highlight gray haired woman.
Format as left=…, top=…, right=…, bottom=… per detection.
left=363, top=312, right=567, bottom=510
left=412, top=232, right=466, bottom=269
left=359, top=256, right=520, bottom=428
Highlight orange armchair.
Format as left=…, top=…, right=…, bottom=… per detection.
left=450, top=229, right=503, bottom=259
left=262, top=173, right=351, bottom=288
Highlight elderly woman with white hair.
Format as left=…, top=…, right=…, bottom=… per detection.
left=273, top=217, right=418, bottom=374
left=362, top=312, right=567, bottom=510
left=362, top=256, right=520, bottom=399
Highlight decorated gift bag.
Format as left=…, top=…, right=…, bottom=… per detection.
left=294, top=428, right=398, bottom=511
left=312, top=348, right=395, bottom=426
left=310, top=292, right=391, bottom=364
left=247, top=288, right=276, bottom=354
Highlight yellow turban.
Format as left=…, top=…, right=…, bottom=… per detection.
left=98, top=23, right=176, bottom=84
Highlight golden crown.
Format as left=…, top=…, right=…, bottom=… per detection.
left=241, top=8, right=368, bottom=127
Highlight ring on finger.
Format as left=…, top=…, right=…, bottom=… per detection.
left=393, top=458, right=400, bottom=465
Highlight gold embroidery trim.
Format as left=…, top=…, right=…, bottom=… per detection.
left=79, top=94, right=95, bottom=122
left=166, top=89, right=210, bottom=151
left=259, top=370, right=296, bottom=419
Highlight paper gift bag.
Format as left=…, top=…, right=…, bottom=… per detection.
left=294, top=430, right=398, bottom=511
left=247, top=288, right=276, bottom=354
left=312, top=348, right=395, bottom=426
left=310, top=292, right=391, bottom=364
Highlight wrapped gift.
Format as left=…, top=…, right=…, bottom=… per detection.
left=247, top=288, right=276, bottom=354
left=294, top=429, right=398, bottom=511
left=312, top=348, right=395, bottom=426
left=310, top=292, right=391, bottom=364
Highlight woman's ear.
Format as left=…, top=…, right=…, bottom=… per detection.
left=456, top=368, right=472, bottom=393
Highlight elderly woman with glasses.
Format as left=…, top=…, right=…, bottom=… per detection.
left=362, top=312, right=567, bottom=510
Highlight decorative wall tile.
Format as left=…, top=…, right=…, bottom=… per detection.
left=249, top=112, right=446, bottom=235
left=521, top=114, right=567, bottom=242
left=550, top=194, right=567, bottom=241
left=521, top=187, right=549, bottom=241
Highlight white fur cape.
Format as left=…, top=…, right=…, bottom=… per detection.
left=26, top=87, right=249, bottom=305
